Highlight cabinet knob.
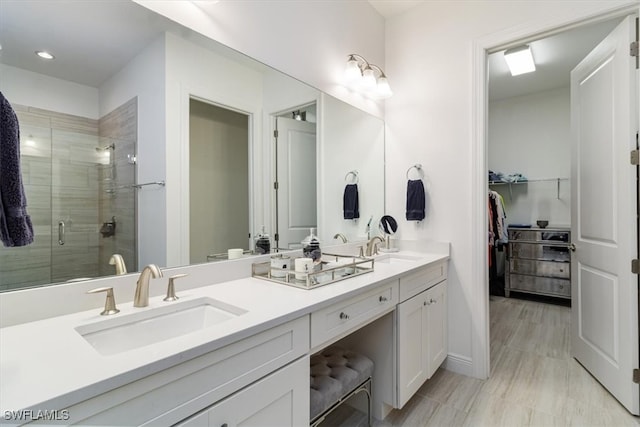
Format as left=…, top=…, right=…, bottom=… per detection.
left=379, top=295, right=388, bottom=302
left=339, top=312, right=350, bottom=320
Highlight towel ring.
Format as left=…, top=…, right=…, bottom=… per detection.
left=345, top=170, right=359, bottom=184
left=406, top=164, right=423, bottom=180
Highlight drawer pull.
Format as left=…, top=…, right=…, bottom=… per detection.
left=379, top=295, right=388, bottom=302
left=339, top=312, right=350, bottom=320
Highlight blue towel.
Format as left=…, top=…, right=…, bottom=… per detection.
left=0, top=91, right=34, bottom=247
left=343, top=184, right=359, bottom=219
left=406, top=180, right=425, bottom=221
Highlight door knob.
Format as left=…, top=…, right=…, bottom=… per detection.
left=569, top=243, right=576, bottom=252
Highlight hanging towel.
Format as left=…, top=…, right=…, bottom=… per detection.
left=406, top=179, right=425, bottom=221
left=343, top=184, right=360, bottom=219
left=0, top=91, right=34, bottom=247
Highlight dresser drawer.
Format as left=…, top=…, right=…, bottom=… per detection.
left=508, top=274, right=570, bottom=298
left=509, top=242, right=570, bottom=262
left=311, top=280, right=398, bottom=349
left=508, top=229, right=570, bottom=243
left=510, top=258, right=570, bottom=279
left=399, top=261, right=447, bottom=302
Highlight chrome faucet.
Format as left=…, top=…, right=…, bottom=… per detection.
left=134, top=264, right=163, bottom=307
left=109, top=254, right=127, bottom=275
left=333, top=233, right=348, bottom=243
left=366, top=236, right=384, bottom=256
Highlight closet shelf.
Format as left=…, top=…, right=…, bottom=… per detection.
left=489, top=177, right=569, bottom=200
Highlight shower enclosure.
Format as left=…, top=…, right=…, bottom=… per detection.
left=0, top=99, right=137, bottom=291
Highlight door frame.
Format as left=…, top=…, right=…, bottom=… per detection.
left=471, top=2, right=639, bottom=379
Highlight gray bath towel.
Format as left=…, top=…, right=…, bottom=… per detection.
left=0, top=91, right=34, bottom=247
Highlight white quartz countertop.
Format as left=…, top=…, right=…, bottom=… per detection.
left=0, top=251, right=448, bottom=414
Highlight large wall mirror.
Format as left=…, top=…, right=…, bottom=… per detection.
left=0, top=0, right=385, bottom=292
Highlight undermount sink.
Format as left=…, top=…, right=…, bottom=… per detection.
left=375, top=253, right=422, bottom=264
left=76, top=297, right=247, bottom=356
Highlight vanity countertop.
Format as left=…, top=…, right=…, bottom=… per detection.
left=0, top=250, right=448, bottom=414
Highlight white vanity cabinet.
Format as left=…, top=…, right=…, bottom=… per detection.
left=175, top=356, right=309, bottom=427
left=396, top=262, right=448, bottom=409
left=310, top=279, right=398, bottom=350
left=63, top=316, right=309, bottom=426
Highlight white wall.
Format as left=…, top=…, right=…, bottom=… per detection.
left=0, top=64, right=99, bottom=119
left=384, top=0, right=637, bottom=376
left=489, top=87, right=571, bottom=226
left=100, top=35, right=167, bottom=268
left=133, top=0, right=386, bottom=119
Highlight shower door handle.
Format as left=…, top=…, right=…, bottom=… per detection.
left=58, top=220, right=65, bottom=245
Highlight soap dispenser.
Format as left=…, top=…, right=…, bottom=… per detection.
left=255, top=225, right=271, bottom=254
left=302, top=227, right=321, bottom=266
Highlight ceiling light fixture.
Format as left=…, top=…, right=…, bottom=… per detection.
left=344, top=54, right=392, bottom=99
left=503, top=45, right=535, bottom=76
left=35, top=50, right=55, bottom=60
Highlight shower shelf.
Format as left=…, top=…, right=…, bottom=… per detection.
left=105, top=181, right=166, bottom=193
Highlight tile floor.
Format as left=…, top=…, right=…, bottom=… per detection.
left=325, top=295, right=640, bottom=426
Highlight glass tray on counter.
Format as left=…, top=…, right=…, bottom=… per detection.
left=251, top=253, right=375, bottom=290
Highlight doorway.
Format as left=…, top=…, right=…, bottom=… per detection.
left=272, top=103, right=318, bottom=250
left=188, top=98, right=250, bottom=263
left=474, top=4, right=639, bottom=414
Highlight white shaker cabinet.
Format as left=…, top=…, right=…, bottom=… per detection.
left=176, top=355, right=310, bottom=427
left=396, top=279, right=447, bottom=408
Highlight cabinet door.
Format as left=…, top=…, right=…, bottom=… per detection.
left=425, top=280, right=447, bottom=378
left=176, top=356, right=309, bottom=427
left=396, top=291, right=428, bottom=409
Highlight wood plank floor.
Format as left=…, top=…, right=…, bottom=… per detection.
left=326, top=295, right=640, bottom=426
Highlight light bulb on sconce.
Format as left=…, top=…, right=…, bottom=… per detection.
left=343, top=54, right=392, bottom=99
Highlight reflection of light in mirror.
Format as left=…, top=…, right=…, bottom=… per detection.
left=35, top=50, right=55, bottom=60
left=24, top=136, right=36, bottom=147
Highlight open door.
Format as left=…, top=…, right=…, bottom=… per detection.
left=570, top=15, right=639, bottom=414
left=274, top=115, right=317, bottom=249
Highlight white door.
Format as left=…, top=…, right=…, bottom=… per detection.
left=570, top=15, right=639, bottom=414
left=275, top=117, right=317, bottom=249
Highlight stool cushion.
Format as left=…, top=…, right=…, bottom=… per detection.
left=309, top=346, right=374, bottom=420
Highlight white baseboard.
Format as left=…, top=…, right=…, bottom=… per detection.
left=442, top=353, right=474, bottom=377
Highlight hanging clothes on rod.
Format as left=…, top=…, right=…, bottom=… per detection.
left=488, top=190, right=507, bottom=245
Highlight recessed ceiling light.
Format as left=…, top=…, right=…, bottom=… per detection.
left=504, top=45, right=535, bottom=76
left=35, top=51, right=55, bottom=60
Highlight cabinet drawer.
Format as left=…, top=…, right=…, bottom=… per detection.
left=509, top=242, right=570, bottom=262
left=65, top=316, right=310, bottom=426
left=510, top=258, right=570, bottom=279
left=311, top=281, right=398, bottom=349
left=399, top=261, right=447, bottom=302
left=508, top=274, right=571, bottom=297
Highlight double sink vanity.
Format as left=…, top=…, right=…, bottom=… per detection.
left=0, top=243, right=449, bottom=426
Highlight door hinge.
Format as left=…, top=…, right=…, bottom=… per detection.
left=632, top=259, right=640, bottom=274
left=274, top=233, right=279, bottom=242
left=632, top=150, right=640, bottom=166
left=634, top=369, right=640, bottom=383
left=631, top=41, right=639, bottom=58
left=273, top=129, right=279, bottom=138
left=273, top=181, right=279, bottom=190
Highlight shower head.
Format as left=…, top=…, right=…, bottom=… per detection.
left=95, top=143, right=115, bottom=152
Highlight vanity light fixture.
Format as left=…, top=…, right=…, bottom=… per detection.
left=503, top=45, right=535, bottom=76
left=35, top=50, right=55, bottom=60
left=344, top=54, right=392, bottom=99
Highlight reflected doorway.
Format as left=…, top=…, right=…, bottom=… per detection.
left=189, top=98, right=250, bottom=263
left=274, top=103, right=317, bottom=249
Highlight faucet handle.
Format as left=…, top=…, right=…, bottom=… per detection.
left=164, top=274, right=187, bottom=302
left=87, top=287, right=120, bottom=315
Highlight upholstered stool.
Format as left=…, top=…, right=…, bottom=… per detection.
left=310, top=346, right=374, bottom=426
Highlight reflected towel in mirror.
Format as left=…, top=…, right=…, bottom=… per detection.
left=343, top=184, right=360, bottom=220
left=0, top=91, right=34, bottom=247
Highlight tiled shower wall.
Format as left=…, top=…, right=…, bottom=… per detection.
left=98, top=98, right=137, bottom=276
left=0, top=99, right=137, bottom=291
